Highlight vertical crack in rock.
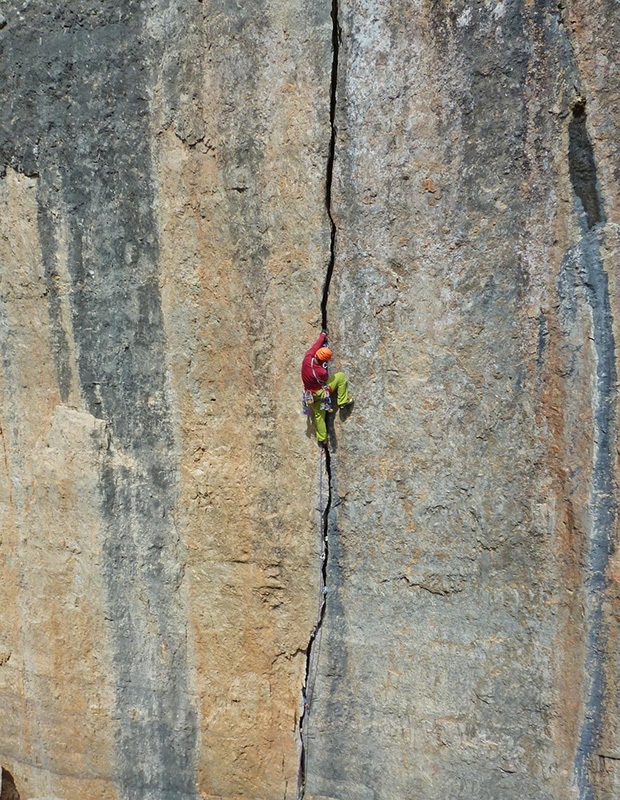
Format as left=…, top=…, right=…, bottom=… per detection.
left=320, top=0, right=340, bottom=330
left=568, top=101, right=605, bottom=231
left=566, top=103, right=618, bottom=799
left=297, top=449, right=331, bottom=798
left=298, top=0, right=340, bottom=796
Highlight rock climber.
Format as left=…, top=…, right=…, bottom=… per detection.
left=301, top=330, right=353, bottom=449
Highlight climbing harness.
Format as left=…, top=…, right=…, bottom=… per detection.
left=309, top=358, right=334, bottom=412
left=302, top=386, right=333, bottom=415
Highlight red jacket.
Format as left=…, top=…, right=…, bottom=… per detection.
left=301, top=333, right=329, bottom=392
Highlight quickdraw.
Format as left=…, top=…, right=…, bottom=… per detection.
left=306, top=357, right=333, bottom=412
left=301, top=387, right=333, bottom=415
left=302, top=390, right=315, bottom=416
left=319, top=387, right=333, bottom=412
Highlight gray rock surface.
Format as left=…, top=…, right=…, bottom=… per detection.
left=305, top=1, right=620, bottom=799
left=0, top=1, right=619, bottom=799
left=0, top=1, right=328, bottom=798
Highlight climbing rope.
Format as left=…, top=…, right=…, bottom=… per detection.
left=319, top=446, right=324, bottom=560
left=298, top=447, right=329, bottom=797
left=305, top=448, right=327, bottom=699
left=317, top=447, right=328, bottom=618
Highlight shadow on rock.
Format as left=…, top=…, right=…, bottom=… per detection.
left=339, top=399, right=355, bottom=421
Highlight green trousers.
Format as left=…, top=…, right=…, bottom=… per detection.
left=310, top=372, right=349, bottom=442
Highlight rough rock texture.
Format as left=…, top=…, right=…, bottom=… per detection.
left=0, top=1, right=619, bottom=800
left=305, top=1, right=620, bottom=799
left=0, top=2, right=329, bottom=799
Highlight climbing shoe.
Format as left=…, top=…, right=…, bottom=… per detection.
left=318, top=439, right=328, bottom=452
left=341, top=397, right=354, bottom=407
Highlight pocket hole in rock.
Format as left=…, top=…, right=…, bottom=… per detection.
left=0, top=768, right=20, bottom=800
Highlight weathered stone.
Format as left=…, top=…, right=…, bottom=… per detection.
left=0, top=0, right=619, bottom=799
left=304, top=1, right=620, bottom=799
left=0, top=2, right=329, bottom=798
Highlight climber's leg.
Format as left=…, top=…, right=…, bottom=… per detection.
left=311, top=396, right=327, bottom=442
left=327, top=372, right=350, bottom=406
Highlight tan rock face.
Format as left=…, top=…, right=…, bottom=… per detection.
left=0, top=170, right=117, bottom=800
left=151, top=2, right=332, bottom=790
left=0, top=2, right=331, bottom=799
left=0, top=1, right=619, bottom=799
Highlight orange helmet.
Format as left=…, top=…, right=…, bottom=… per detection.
left=316, top=347, right=332, bottom=363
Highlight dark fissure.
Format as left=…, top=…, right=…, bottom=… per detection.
left=320, top=0, right=340, bottom=330
left=568, top=100, right=605, bottom=230
left=0, top=768, right=20, bottom=800
left=297, top=448, right=332, bottom=797
left=298, top=0, right=340, bottom=795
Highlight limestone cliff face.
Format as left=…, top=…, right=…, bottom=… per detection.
left=0, top=2, right=618, bottom=800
